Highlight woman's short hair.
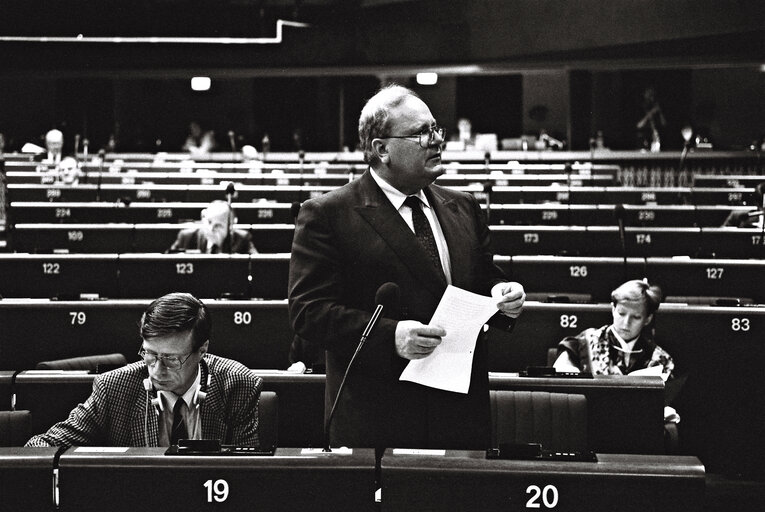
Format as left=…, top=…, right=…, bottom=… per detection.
left=358, top=84, right=419, bottom=166
left=611, top=279, right=663, bottom=316
left=140, top=292, right=211, bottom=350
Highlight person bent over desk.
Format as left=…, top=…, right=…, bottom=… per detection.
left=26, top=292, right=263, bottom=448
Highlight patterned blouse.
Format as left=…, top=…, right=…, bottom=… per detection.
left=558, top=325, right=674, bottom=377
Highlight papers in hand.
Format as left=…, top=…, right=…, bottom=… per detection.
left=399, top=285, right=499, bottom=394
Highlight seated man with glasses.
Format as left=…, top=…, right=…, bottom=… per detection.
left=26, top=292, right=263, bottom=448
left=169, top=200, right=258, bottom=254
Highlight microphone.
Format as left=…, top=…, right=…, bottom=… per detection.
left=96, top=149, right=105, bottom=202
left=224, top=182, right=236, bottom=254
left=228, top=130, right=236, bottom=162
left=82, top=138, right=89, bottom=160
left=614, top=204, right=628, bottom=280
left=323, top=282, right=401, bottom=452
left=73, top=134, right=81, bottom=162
left=225, top=181, right=236, bottom=201
left=482, top=180, right=493, bottom=224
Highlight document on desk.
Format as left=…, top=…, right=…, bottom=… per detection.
left=399, top=285, right=498, bottom=394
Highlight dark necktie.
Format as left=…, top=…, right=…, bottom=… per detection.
left=170, top=398, right=188, bottom=446
left=404, top=196, right=446, bottom=281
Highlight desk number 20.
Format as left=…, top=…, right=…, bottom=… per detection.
left=526, top=484, right=559, bottom=508
left=203, top=479, right=229, bottom=503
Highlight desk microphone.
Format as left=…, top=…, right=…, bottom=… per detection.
left=73, top=134, right=81, bottom=164
left=323, top=282, right=400, bottom=452
left=228, top=130, right=236, bottom=151
left=225, top=182, right=236, bottom=254
left=614, top=204, right=628, bottom=280
left=96, top=149, right=105, bottom=202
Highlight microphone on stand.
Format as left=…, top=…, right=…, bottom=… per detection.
left=73, top=134, right=81, bottom=165
left=225, top=182, right=236, bottom=254
left=96, top=149, right=105, bottom=202
left=323, top=282, right=401, bottom=453
left=614, top=204, right=628, bottom=281
left=228, top=130, right=236, bottom=162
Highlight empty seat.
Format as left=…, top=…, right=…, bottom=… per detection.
left=490, top=390, right=588, bottom=453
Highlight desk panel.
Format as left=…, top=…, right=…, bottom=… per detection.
left=11, top=223, right=295, bottom=253
left=0, top=447, right=58, bottom=512
left=0, top=254, right=120, bottom=299
left=0, top=300, right=293, bottom=371
left=9, top=201, right=295, bottom=225
left=490, top=226, right=761, bottom=257
left=57, top=447, right=377, bottom=512
left=381, top=451, right=705, bottom=512
left=117, top=254, right=252, bottom=299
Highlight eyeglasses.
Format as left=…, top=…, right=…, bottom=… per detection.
left=382, top=125, right=446, bottom=149
left=138, top=348, right=195, bottom=370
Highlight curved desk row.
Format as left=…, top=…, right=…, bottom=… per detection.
left=9, top=223, right=765, bottom=257
left=0, top=446, right=704, bottom=512
left=7, top=182, right=760, bottom=206
left=9, top=200, right=745, bottom=227
left=1, top=254, right=764, bottom=303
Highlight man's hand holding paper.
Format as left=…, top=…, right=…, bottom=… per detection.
left=395, top=321, right=446, bottom=360
left=399, top=285, right=514, bottom=394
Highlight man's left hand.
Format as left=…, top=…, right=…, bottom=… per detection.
left=491, top=281, right=525, bottom=318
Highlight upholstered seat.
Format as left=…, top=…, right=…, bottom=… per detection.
left=489, top=390, right=588, bottom=453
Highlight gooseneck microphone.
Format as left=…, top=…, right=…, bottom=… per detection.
left=225, top=182, right=236, bottom=254
left=228, top=130, right=236, bottom=162
left=323, top=282, right=401, bottom=452
left=614, top=204, right=628, bottom=280
left=96, top=149, right=105, bottom=202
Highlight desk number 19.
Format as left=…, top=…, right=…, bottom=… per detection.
left=203, top=479, right=229, bottom=503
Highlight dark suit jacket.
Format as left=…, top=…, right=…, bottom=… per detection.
left=25, top=354, right=263, bottom=448
left=169, top=227, right=257, bottom=254
left=288, top=170, right=510, bottom=449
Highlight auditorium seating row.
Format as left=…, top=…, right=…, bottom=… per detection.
left=2, top=357, right=762, bottom=478
left=9, top=223, right=765, bottom=257
left=0, top=371, right=665, bottom=455
left=3, top=168, right=618, bottom=187
left=2, top=299, right=761, bottom=371
left=7, top=182, right=759, bottom=205
left=1, top=254, right=763, bottom=302
left=8, top=201, right=748, bottom=227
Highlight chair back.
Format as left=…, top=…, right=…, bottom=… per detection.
left=36, top=353, right=128, bottom=372
left=0, top=410, right=32, bottom=447
left=490, top=390, right=588, bottom=453
left=258, top=391, right=278, bottom=451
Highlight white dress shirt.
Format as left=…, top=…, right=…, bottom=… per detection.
left=370, top=169, right=452, bottom=284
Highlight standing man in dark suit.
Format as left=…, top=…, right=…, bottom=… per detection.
left=288, top=84, right=525, bottom=450
left=169, top=200, right=258, bottom=254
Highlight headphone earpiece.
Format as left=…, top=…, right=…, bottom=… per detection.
left=143, top=378, right=152, bottom=391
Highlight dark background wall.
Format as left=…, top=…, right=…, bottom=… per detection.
left=0, top=0, right=763, bottom=153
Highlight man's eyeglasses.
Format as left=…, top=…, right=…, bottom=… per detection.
left=138, top=348, right=195, bottom=370
left=382, top=126, right=446, bottom=149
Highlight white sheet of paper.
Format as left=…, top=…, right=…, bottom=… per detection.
left=628, top=365, right=669, bottom=381
left=399, top=285, right=499, bottom=394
